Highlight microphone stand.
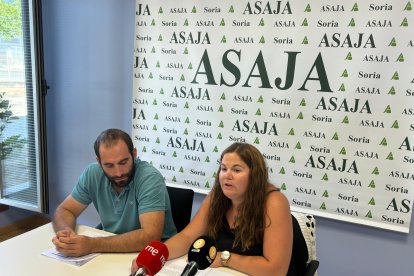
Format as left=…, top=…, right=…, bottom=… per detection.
left=180, top=261, right=199, bottom=276
left=130, top=267, right=146, bottom=276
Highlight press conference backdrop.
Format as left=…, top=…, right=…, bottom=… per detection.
left=132, top=1, right=414, bottom=233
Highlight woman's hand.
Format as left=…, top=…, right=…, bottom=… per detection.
left=209, top=252, right=223, bottom=268
left=130, top=256, right=138, bottom=275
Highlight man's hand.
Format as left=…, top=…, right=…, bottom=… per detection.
left=52, top=228, right=94, bottom=257
left=53, top=228, right=75, bottom=240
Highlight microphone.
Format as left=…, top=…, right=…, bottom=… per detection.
left=132, top=241, right=169, bottom=276
left=180, top=235, right=217, bottom=276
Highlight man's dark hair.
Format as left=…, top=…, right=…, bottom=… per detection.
left=94, top=128, right=134, bottom=159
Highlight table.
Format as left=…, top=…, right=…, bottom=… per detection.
left=0, top=223, right=246, bottom=276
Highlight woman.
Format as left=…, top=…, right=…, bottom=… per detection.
left=132, top=143, right=300, bottom=275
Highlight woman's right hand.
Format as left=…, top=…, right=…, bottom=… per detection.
left=130, top=256, right=138, bottom=275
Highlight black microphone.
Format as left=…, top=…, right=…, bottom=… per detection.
left=180, top=235, right=217, bottom=276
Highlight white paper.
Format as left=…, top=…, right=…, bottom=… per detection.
left=156, top=258, right=211, bottom=276
left=41, top=248, right=100, bottom=266
left=41, top=230, right=108, bottom=266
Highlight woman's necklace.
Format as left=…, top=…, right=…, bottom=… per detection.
left=229, top=207, right=240, bottom=228
left=233, top=215, right=239, bottom=227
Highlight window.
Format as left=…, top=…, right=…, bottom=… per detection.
left=0, top=0, right=48, bottom=212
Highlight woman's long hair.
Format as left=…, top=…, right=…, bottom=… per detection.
left=207, top=143, right=269, bottom=251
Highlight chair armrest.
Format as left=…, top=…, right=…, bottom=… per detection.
left=304, top=260, right=319, bottom=276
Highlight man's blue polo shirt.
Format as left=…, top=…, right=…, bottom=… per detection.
left=71, top=158, right=176, bottom=240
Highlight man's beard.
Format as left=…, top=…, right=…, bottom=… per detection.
left=104, top=162, right=136, bottom=188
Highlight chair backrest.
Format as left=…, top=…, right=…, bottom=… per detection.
left=166, top=186, right=195, bottom=232
left=291, top=211, right=319, bottom=276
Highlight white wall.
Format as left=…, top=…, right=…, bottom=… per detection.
left=42, top=0, right=135, bottom=226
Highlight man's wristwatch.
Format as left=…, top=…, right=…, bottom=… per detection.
left=221, top=250, right=231, bottom=267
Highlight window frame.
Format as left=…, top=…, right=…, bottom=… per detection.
left=0, top=0, right=48, bottom=213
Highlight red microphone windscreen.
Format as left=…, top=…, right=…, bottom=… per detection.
left=136, top=241, right=169, bottom=276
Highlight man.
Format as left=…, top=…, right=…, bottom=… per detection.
left=52, top=128, right=176, bottom=257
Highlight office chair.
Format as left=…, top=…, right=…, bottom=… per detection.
left=291, top=211, right=319, bottom=276
left=166, top=186, right=194, bottom=232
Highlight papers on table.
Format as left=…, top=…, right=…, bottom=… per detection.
left=41, top=248, right=100, bottom=266
left=156, top=258, right=211, bottom=276
left=157, top=258, right=236, bottom=275
left=41, top=230, right=107, bottom=266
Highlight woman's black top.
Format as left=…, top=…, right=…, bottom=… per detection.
left=215, top=190, right=307, bottom=276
